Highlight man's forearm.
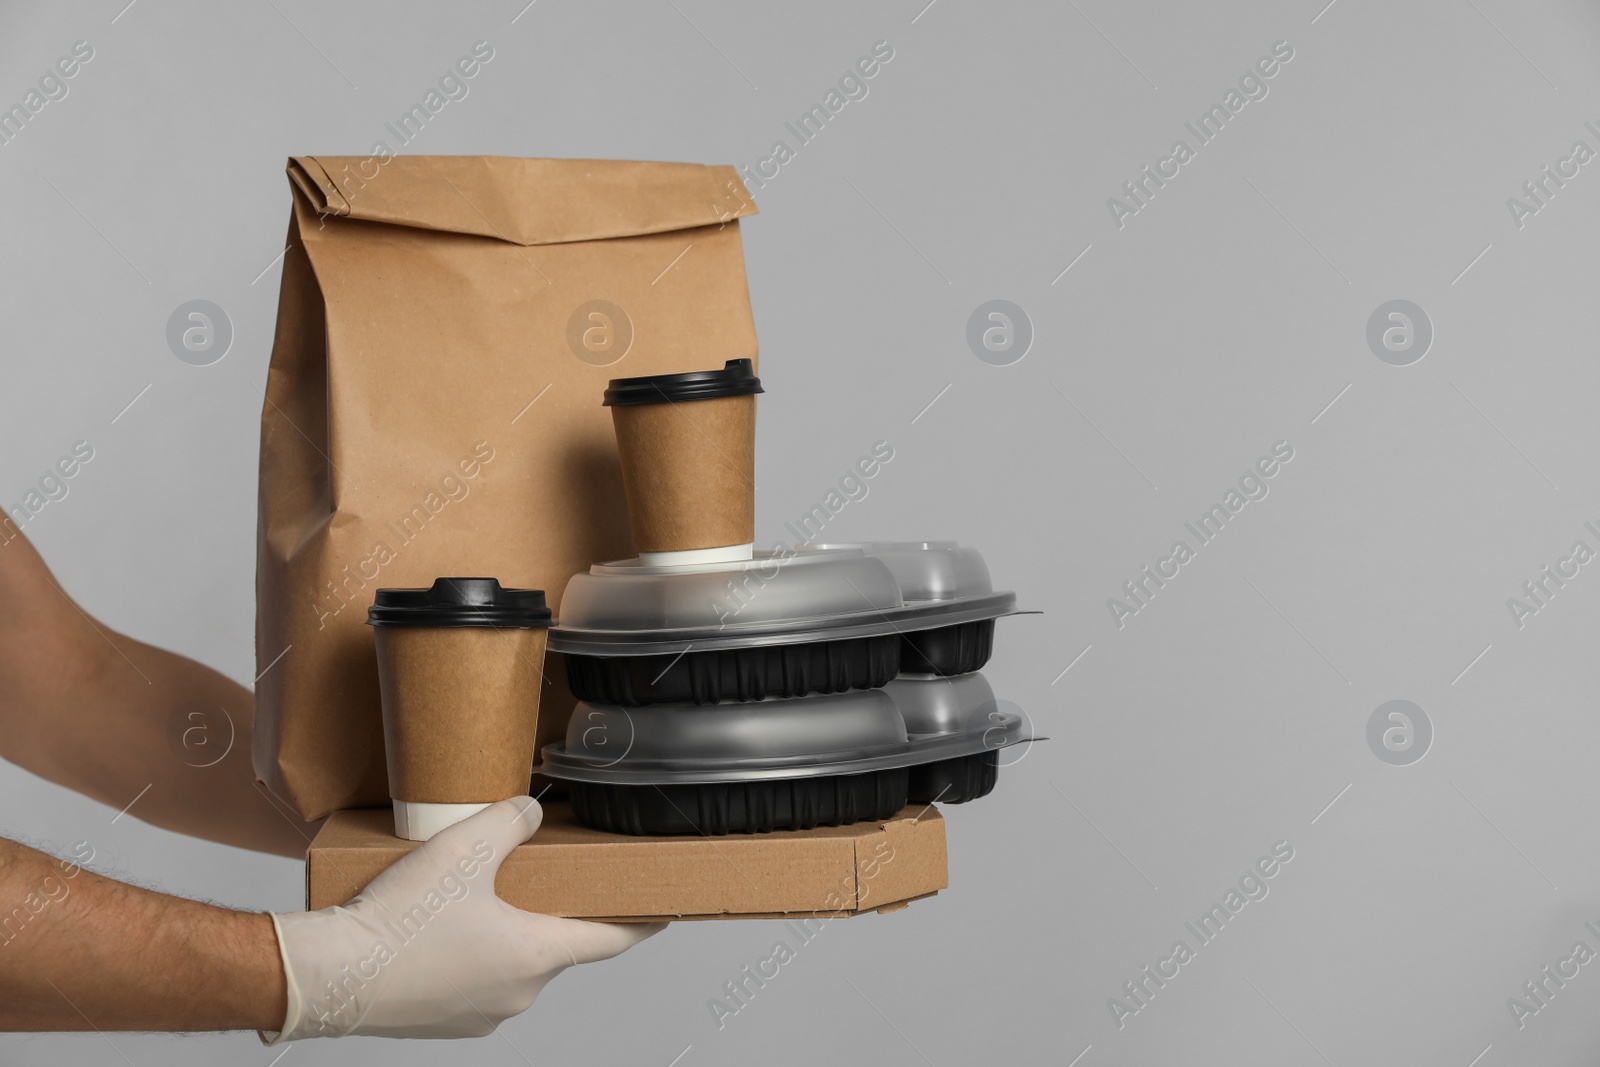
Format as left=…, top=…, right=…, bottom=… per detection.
left=12, top=628, right=321, bottom=859
left=0, top=530, right=319, bottom=857
left=0, top=835, right=286, bottom=1032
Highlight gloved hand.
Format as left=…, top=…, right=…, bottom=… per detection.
left=263, top=796, right=664, bottom=1042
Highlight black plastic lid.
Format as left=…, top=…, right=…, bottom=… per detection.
left=367, top=578, right=553, bottom=628
left=602, top=359, right=764, bottom=407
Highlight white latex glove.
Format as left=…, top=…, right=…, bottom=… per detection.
left=263, top=796, right=664, bottom=1042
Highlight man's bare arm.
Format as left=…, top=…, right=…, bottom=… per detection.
left=0, top=529, right=318, bottom=857
left=0, top=834, right=286, bottom=1032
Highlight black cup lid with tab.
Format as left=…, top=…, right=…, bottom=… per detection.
left=602, top=359, right=763, bottom=407
left=367, top=578, right=553, bottom=628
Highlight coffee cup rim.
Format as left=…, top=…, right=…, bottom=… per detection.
left=602, top=358, right=763, bottom=407
left=368, top=577, right=553, bottom=628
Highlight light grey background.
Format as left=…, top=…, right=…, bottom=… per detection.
left=3, top=0, right=1599, bottom=1063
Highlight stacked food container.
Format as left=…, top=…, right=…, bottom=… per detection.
left=804, top=542, right=1025, bottom=808
left=536, top=360, right=1037, bottom=835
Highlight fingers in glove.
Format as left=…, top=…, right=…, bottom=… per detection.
left=416, top=795, right=542, bottom=873
left=531, top=916, right=669, bottom=968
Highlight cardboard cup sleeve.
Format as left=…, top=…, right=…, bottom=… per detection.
left=611, top=393, right=756, bottom=554
left=376, top=626, right=548, bottom=804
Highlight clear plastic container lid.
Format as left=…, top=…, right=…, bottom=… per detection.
left=538, top=689, right=906, bottom=783
left=800, top=541, right=994, bottom=602
left=551, top=544, right=1020, bottom=656
left=884, top=672, right=1023, bottom=745
left=550, top=549, right=1017, bottom=655
left=800, top=540, right=1018, bottom=621
left=536, top=683, right=1035, bottom=786
left=885, top=672, right=991, bottom=734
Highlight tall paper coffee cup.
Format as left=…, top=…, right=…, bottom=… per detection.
left=369, top=578, right=552, bottom=840
left=605, top=359, right=762, bottom=559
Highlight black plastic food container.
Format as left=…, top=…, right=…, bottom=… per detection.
left=538, top=691, right=917, bottom=835
left=538, top=683, right=1034, bottom=835
left=569, top=769, right=910, bottom=835
left=887, top=674, right=1028, bottom=805
left=562, top=633, right=900, bottom=705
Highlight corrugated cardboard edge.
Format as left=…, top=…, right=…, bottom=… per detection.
left=849, top=806, right=948, bottom=913
left=307, top=804, right=947, bottom=921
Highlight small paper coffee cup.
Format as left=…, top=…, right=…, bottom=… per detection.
left=605, top=359, right=762, bottom=557
left=369, top=578, right=552, bottom=840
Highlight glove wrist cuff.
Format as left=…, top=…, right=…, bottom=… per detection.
left=258, top=911, right=307, bottom=1045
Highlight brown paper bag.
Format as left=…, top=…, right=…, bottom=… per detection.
left=255, top=156, right=759, bottom=819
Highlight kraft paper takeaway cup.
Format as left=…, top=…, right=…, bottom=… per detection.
left=604, top=359, right=762, bottom=565
left=368, top=578, right=552, bottom=841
